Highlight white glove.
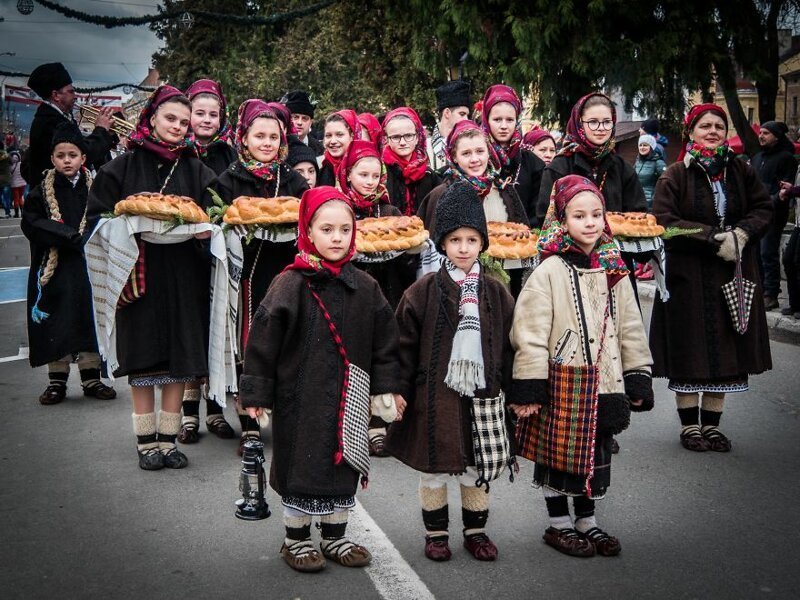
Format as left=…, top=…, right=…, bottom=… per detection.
left=714, top=227, right=749, bottom=262
left=257, top=409, right=272, bottom=429
left=370, top=393, right=397, bottom=423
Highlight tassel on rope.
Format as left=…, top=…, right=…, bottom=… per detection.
left=31, top=269, right=50, bottom=323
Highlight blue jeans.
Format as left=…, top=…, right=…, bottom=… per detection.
left=759, top=199, right=790, bottom=298
left=0, top=186, right=11, bottom=216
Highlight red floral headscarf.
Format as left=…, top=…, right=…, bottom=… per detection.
left=677, top=103, right=729, bottom=161
left=521, top=127, right=555, bottom=151
left=480, top=84, right=523, bottom=169
left=358, top=112, right=382, bottom=145
left=185, top=79, right=232, bottom=157
left=337, top=139, right=388, bottom=212
left=127, top=85, right=190, bottom=162
left=559, top=92, right=617, bottom=163
left=284, top=186, right=356, bottom=277
left=444, top=119, right=499, bottom=198
left=235, top=99, right=288, bottom=182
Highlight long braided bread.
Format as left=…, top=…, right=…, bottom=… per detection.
left=31, top=168, right=93, bottom=323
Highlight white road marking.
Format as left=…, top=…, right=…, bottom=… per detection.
left=0, top=299, right=25, bottom=305
left=350, top=499, right=436, bottom=600
left=0, top=346, right=29, bottom=363
left=0, top=235, right=25, bottom=239
left=0, top=266, right=28, bottom=271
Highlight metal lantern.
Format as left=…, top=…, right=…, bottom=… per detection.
left=179, top=11, right=194, bottom=29
left=17, top=0, right=34, bottom=15
left=235, top=439, right=270, bottom=521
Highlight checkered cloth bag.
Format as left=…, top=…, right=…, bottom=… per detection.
left=469, top=394, right=512, bottom=490
left=342, top=363, right=371, bottom=481
left=117, top=238, right=146, bottom=308
left=721, top=233, right=756, bottom=335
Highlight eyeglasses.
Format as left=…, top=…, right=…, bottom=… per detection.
left=387, top=133, right=418, bottom=143
left=582, top=119, right=614, bottom=131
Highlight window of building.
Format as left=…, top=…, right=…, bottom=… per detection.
left=747, top=107, right=754, bottom=123
left=793, top=96, right=797, bottom=117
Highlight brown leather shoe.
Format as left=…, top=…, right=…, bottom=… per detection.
left=680, top=425, right=710, bottom=452
left=463, top=532, right=498, bottom=561
left=543, top=527, right=595, bottom=557
left=82, top=382, right=117, bottom=400
left=320, top=538, right=372, bottom=567
left=368, top=433, right=389, bottom=457
left=702, top=427, right=732, bottom=452
left=39, top=385, right=66, bottom=405
left=424, top=535, right=452, bottom=561
left=581, top=526, right=621, bottom=556
left=206, top=415, right=236, bottom=439
left=280, top=540, right=326, bottom=572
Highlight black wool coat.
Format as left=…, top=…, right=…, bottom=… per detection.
left=499, top=149, right=545, bottom=227
left=199, top=142, right=237, bottom=176
left=25, top=103, right=115, bottom=189
left=214, top=162, right=309, bottom=310
left=239, top=265, right=400, bottom=498
left=535, top=153, right=647, bottom=226
left=307, top=135, right=325, bottom=156
left=385, top=164, right=441, bottom=216
left=317, top=161, right=336, bottom=187
left=86, top=148, right=217, bottom=378
left=22, top=172, right=98, bottom=366
left=386, top=268, right=516, bottom=473
left=751, top=139, right=797, bottom=199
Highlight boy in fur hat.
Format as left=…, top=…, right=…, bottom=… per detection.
left=387, top=181, right=516, bottom=562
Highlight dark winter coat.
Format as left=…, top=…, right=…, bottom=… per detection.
left=318, top=161, right=336, bottom=187
left=649, top=155, right=773, bottom=382
left=21, top=171, right=98, bottom=366
left=26, top=103, right=115, bottom=189
left=214, top=161, right=309, bottom=311
left=239, top=265, right=400, bottom=498
left=418, top=180, right=529, bottom=234
left=306, top=135, right=325, bottom=156
left=86, top=148, right=217, bottom=378
left=751, top=138, right=797, bottom=200
left=199, top=142, right=237, bottom=176
left=385, top=164, right=441, bottom=216
left=386, top=268, right=516, bottom=473
left=500, top=149, right=545, bottom=227
left=535, top=153, right=647, bottom=225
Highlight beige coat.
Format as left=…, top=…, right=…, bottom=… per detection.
left=511, top=255, right=652, bottom=395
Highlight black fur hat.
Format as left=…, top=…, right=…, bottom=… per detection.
left=28, top=62, right=72, bottom=100
left=281, top=90, right=315, bottom=118
left=287, top=135, right=319, bottom=171
left=51, top=122, right=88, bottom=155
left=435, top=80, right=471, bottom=113
left=433, top=181, right=488, bottom=254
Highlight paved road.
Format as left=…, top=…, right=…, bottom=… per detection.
left=1, top=217, right=799, bottom=599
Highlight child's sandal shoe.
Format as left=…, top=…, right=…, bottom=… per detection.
left=39, top=384, right=66, bottom=405
left=543, top=527, right=595, bottom=558
left=702, top=427, right=732, bottom=452
left=206, top=415, right=236, bottom=439
left=82, top=381, right=117, bottom=400
left=137, top=447, right=164, bottom=471
left=368, top=433, right=389, bottom=457
left=281, top=540, right=326, bottom=572
left=162, top=447, right=188, bottom=469
left=320, top=538, right=372, bottom=567
left=177, top=421, right=200, bottom=444
left=463, top=532, right=498, bottom=561
left=581, top=527, right=621, bottom=556
left=680, top=425, right=710, bottom=452
left=424, top=536, right=452, bottom=561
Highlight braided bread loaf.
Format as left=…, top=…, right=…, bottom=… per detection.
left=114, top=192, right=210, bottom=223
left=355, top=216, right=429, bottom=253
left=223, top=196, right=301, bottom=225
left=486, top=221, right=538, bottom=259
left=606, top=212, right=664, bottom=238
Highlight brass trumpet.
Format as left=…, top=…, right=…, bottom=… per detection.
left=78, top=104, right=135, bottom=137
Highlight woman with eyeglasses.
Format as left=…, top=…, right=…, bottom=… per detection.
left=480, top=85, right=545, bottom=227
left=381, top=107, right=440, bottom=216
left=535, top=93, right=647, bottom=225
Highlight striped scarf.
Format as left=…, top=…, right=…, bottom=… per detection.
left=444, top=259, right=485, bottom=396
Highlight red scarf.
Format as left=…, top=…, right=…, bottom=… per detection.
left=185, top=79, right=233, bottom=158
left=127, top=85, right=190, bottom=162
left=337, top=140, right=389, bottom=212
left=284, top=186, right=356, bottom=277
left=677, top=103, right=729, bottom=161
left=381, top=107, right=428, bottom=214
left=358, top=112, right=382, bottom=145
left=322, top=109, right=361, bottom=175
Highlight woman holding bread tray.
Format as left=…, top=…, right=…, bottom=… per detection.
left=85, top=85, right=221, bottom=471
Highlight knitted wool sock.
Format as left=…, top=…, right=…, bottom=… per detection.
left=544, top=489, right=572, bottom=530
left=460, top=483, right=489, bottom=535
left=157, top=410, right=182, bottom=453
left=47, top=369, right=69, bottom=390
left=206, top=397, right=223, bottom=417
left=368, top=427, right=387, bottom=441
left=573, top=495, right=597, bottom=533
left=702, top=393, right=726, bottom=413
left=182, top=388, right=200, bottom=427
left=284, top=512, right=313, bottom=546
left=420, top=484, right=449, bottom=538
left=132, top=412, right=158, bottom=452
left=677, top=407, right=700, bottom=428
left=700, top=410, right=722, bottom=430
left=320, top=510, right=349, bottom=549
left=79, top=367, right=102, bottom=390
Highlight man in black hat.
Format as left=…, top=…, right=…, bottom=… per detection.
left=281, top=90, right=324, bottom=156
left=24, top=62, right=116, bottom=189
left=427, top=80, right=472, bottom=172
left=752, top=120, right=798, bottom=310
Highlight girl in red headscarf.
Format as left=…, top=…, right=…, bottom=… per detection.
left=318, top=109, right=361, bottom=187
left=357, top=112, right=382, bottom=145
left=510, top=174, right=653, bottom=559
left=480, top=84, right=545, bottom=225
left=381, top=107, right=441, bottom=216
left=212, top=99, right=309, bottom=453
left=186, top=79, right=235, bottom=175
left=240, top=186, right=404, bottom=573
left=522, top=128, right=556, bottom=166
left=650, top=103, right=773, bottom=454
left=87, top=86, right=218, bottom=471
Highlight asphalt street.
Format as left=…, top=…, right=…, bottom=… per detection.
left=1, top=217, right=799, bottom=600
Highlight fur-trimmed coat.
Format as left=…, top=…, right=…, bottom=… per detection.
left=239, top=265, right=400, bottom=498
left=649, top=155, right=773, bottom=382
left=386, top=268, right=516, bottom=473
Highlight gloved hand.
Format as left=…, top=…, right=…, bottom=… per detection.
left=370, top=393, right=397, bottom=423
left=714, top=227, right=749, bottom=262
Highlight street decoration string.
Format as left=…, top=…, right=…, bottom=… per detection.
left=29, top=0, right=337, bottom=29
left=0, top=71, right=157, bottom=94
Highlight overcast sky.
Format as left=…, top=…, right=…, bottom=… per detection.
left=0, top=0, right=163, bottom=86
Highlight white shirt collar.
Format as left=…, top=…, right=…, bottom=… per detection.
left=45, top=101, right=69, bottom=119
